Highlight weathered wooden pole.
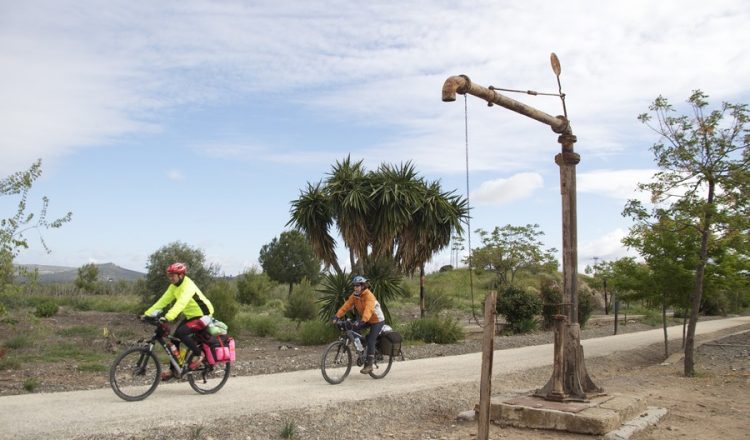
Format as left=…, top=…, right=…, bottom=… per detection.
left=442, top=64, right=602, bottom=401
left=478, top=291, right=497, bottom=440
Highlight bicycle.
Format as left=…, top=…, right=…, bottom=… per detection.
left=109, top=315, right=231, bottom=401
left=320, top=319, right=402, bottom=384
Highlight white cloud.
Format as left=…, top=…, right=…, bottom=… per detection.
left=471, top=172, right=544, bottom=205
left=578, top=169, right=656, bottom=202
left=578, top=228, right=639, bottom=266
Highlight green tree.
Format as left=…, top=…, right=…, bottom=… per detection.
left=259, top=230, right=321, bottom=297
left=236, top=266, right=275, bottom=306
left=0, top=159, right=72, bottom=289
left=471, top=224, right=558, bottom=287
left=75, top=263, right=99, bottom=294
left=626, top=90, right=749, bottom=376
left=623, top=213, right=699, bottom=358
left=141, top=241, right=219, bottom=306
left=288, top=157, right=468, bottom=317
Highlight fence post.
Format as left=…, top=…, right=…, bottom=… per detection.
left=478, top=291, right=497, bottom=440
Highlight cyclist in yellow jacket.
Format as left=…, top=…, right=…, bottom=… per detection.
left=143, top=262, right=214, bottom=380
left=333, top=275, right=385, bottom=374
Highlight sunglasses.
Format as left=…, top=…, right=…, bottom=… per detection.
left=353, top=283, right=364, bottom=287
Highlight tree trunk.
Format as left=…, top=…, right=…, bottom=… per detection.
left=684, top=181, right=714, bottom=376
left=288, top=283, right=293, bottom=298
left=662, top=292, right=668, bottom=360
left=603, top=279, right=609, bottom=315
left=419, top=265, right=426, bottom=318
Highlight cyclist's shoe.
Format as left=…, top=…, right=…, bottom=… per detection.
left=160, top=371, right=174, bottom=381
left=188, top=353, right=205, bottom=370
left=360, top=355, right=374, bottom=374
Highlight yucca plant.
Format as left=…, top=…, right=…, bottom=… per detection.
left=316, top=258, right=407, bottom=324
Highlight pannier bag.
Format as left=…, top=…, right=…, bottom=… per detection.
left=202, top=334, right=236, bottom=364
left=378, top=331, right=402, bottom=356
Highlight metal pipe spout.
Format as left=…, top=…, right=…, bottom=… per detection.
left=442, top=75, right=471, bottom=102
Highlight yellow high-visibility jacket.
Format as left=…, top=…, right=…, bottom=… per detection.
left=144, top=276, right=214, bottom=321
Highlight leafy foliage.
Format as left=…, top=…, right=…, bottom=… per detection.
left=284, top=279, right=317, bottom=324
left=288, top=156, right=468, bottom=276
left=471, top=224, right=558, bottom=287
left=141, top=241, right=219, bottom=306
left=627, top=90, right=750, bottom=375
left=236, top=267, right=274, bottom=305
left=34, top=300, right=59, bottom=318
left=205, top=280, right=239, bottom=330
left=259, top=230, right=321, bottom=296
left=75, top=263, right=99, bottom=294
left=496, top=285, right=542, bottom=334
left=402, top=316, right=464, bottom=344
left=0, top=160, right=72, bottom=288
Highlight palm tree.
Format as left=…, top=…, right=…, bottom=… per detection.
left=289, top=157, right=468, bottom=317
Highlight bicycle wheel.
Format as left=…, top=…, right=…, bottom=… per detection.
left=368, top=348, right=394, bottom=379
left=187, top=354, right=231, bottom=394
left=110, top=347, right=161, bottom=401
left=321, top=340, right=352, bottom=384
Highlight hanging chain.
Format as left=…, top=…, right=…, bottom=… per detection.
left=464, top=94, right=480, bottom=327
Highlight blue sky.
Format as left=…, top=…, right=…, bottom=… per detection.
left=2, top=0, right=750, bottom=276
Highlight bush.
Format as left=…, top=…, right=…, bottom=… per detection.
left=34, top=300, right=59, bottom=318
left=403, top=316, right=464, bottom=344
left=439, top=265, right=453, bottom=272
left=297, top=320, right=338, bottom=345
left=236, top=268, right=274, bottom=306
left=285, top=280, right=317, bottom=324
left=206, top=280, right=240, bottom=330
left=539, top=276, right=562, bottom=330
left=577, top=285, right=595, bottom=328
left=248, top=315, right=278, bottom=337
left=496, top=285, right=541, bottom=334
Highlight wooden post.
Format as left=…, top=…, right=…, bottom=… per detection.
left=478, top=291, right=497, bottom=440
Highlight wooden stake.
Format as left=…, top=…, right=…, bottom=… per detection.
left=478, top=291, right=497, bottom=440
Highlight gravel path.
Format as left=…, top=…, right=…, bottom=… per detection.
left=2, top=316, right=748, bottom=440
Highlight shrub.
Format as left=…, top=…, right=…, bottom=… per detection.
left=439, top=265, right=453, bottom=272
left=4, top=335, right=32, bottom=350
left=297, top=320, right=337, bottom=345
left=34, top=300, right=59, bottom=318
left=285, top=280, right=317, bottom=324
left=539, top=276, right=563, bottom=330
left=577, top=284, right=595, bottom=328
left=496, top=285, right=541, bottom=334
left=248, top=315, right=278, bottom=337
left=236, top=267, right=274, bottom=306
left=23, top=378, right=39, bottom=392
left=403, top=316, right=464, bottom=344
left=205, top=280, right=240, bottom=330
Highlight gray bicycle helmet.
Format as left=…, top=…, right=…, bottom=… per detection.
left=352, top=275, right=367, bottom=285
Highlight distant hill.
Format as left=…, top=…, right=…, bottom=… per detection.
left=16, top=263, right=145, bottom=283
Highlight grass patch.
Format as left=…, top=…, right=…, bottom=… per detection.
left=23, top=378, right=40, bottom=392
left=280, top=420, right=297, bottom=439
left=77, top=362, right=108, bottom=372
left=402, top=316, right=464, bottom=344
left=60, top=325, right=100, bottom=338
left=3, top=335, right=33, bottom=350
left=0, top=357, right=21, bottom=370
left=296, top=320, right=338, bottom=346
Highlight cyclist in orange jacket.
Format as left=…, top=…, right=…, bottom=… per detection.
left=143, top=262, right=214, bottom=380
left=333, top=275, right=385, bottom=374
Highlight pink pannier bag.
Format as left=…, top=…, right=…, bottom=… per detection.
left=202, top=335, right=236, bottom=364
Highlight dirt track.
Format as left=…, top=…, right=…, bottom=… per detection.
left=1, top=316, right=748, bottom=440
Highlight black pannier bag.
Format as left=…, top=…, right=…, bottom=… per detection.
left=378, top=331, right=402, bottom=356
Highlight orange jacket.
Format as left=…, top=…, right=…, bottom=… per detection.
left=335, top=289, right=385, bottom=324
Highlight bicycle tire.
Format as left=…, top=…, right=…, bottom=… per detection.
left=368, top=348, right=394, bottom=379
left=110, top=347, right=161, bottom=401
left=187, top=353, right=231, bottom=394
left=321, top=340, right=352, bottom=384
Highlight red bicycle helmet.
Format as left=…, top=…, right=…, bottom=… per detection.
left=166, top=262, right=187, bottom=275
